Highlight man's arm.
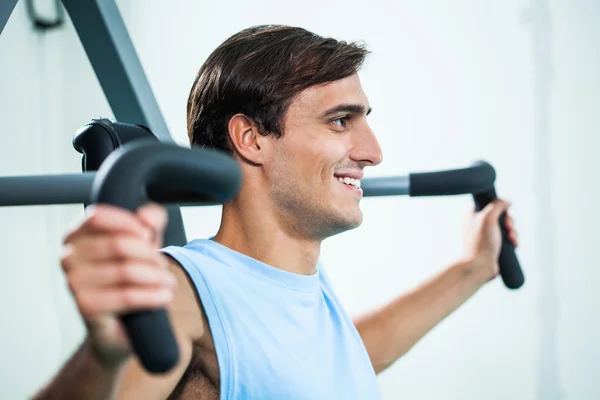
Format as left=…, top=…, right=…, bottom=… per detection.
left=115, top=259, right=204, bottom=399
left=31, top=204, right=207, bottom=399
left=354, top=258, right=488, bottom=374
left=32, top=338, right=123, bottom=400
left=355, top=200, right=518, bottom=374
left=33, top=259, right=203, bottom=400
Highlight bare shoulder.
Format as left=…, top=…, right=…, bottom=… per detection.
left=164, top=254, right=208, bottom=343
left=115, top=255, right=212, bottom=399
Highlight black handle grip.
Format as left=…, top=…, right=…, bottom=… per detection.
left=409, top=160, right=524, bottom=289
left=409, top=161, right=496, bottom=196
left=470, top=163, right=524, bottom=290
left=89, top=140, right=242, bottom=373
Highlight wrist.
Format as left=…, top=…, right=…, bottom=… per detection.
left=454, top=256, right=496, bottom=287
left=83, top=335, right=129, bottom=373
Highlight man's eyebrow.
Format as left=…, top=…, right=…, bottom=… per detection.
left=319, top=104, right=373, bottom=119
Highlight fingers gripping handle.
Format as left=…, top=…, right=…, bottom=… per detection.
left=472, top=187, right=525, bottom=289
left=90, top=140, right=242, bottom=373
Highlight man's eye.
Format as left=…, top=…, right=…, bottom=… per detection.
left=332, top=117, right=348, bottom=127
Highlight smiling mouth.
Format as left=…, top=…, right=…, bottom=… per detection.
left=335, top=176, right=363, bottom=198
left=335, top=176, right=361, bottom=189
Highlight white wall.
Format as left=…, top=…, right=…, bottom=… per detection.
left=0, top=0, right=598, bottom=399
left=0, top=1, right=111, bottom=398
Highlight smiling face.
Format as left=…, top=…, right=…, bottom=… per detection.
left=264, top=73, right=383, bottom=240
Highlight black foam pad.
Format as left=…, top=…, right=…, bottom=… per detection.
left=72, top=118, right=158, bottom=172
left=71, top=118, right=188, bottom=247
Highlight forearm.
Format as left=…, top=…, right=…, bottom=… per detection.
left=355, top=258, right=488, bottom=374
left=32, top=337, right=123, bottom=400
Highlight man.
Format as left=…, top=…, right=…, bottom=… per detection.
left=34, top=25, right=518, bottom=399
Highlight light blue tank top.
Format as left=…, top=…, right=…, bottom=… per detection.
left=162, top=238, right=382, bottom=400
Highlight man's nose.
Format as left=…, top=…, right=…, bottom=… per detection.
left=349, top=124, right=383, bottom=167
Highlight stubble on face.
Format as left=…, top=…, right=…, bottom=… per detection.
left=266, top=76, right=370, bottom=241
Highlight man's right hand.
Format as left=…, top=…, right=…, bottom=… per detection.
left=60, top=203, right=177, bottom=369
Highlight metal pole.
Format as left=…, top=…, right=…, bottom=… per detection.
left=61, top=0, right=173, bottom=143
left=0, top=173, right=94, bottom=206
left=0, top=0, right=19, bottom=34
left=361, top=176, right=410, bottom=197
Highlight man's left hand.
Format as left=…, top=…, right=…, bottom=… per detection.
left=461, top=198, right=519, bottom=283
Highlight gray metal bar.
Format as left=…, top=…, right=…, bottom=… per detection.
left=0, top=172, right=219, bottom=208
left=361, top=176, right=410, bottom=197
left=0, top=173, right=94, bottom=206
left=61, top=0, right=173, bottom=143
left=0, top=173, right=412, bottom=206
left=0, top=0, right=19, bottom=34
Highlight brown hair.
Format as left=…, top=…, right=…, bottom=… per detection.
left=186, top=24, right=369, bottom=154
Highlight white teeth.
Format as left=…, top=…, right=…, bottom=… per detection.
left=337, top=176, right=361, bottom=189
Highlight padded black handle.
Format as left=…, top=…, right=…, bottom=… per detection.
left=472, top=187, right=525, bottom=289
left=410, top=160, right=524, bottom=289
left=89, top=140, right=242, bottom=373
left=409, top=161, right=496, bottom=196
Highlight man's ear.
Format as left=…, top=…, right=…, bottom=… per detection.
left=228, top=114, right=267, bottom=165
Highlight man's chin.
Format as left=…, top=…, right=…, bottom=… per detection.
left=321, top=212, right=363, bottom=239
left=346, top=210, right=364, bottom=228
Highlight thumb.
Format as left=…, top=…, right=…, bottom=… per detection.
left=136, top=203, right=169, bottom=247
left=481, top=198, right=512, bottom=223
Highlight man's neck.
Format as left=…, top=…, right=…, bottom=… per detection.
left=212, top=200, right=321, bottom=276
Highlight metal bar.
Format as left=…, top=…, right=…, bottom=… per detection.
left=0, top=172, right=220, bottom=208
left=0, top=173, right=94, bottom=206
left=61, top=0, right=173, bottom=143
left=0, top=0, right=19, bottom=34
left=361, top=176, right=410, bottom=197
left=3, top=170, right=509, bottom=206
